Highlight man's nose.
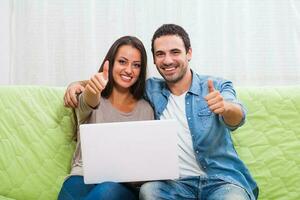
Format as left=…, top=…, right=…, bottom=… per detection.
left=163, top=54, right=173, bottom=65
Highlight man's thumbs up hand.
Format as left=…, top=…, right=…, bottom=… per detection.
left=205, top=80, right=227, bottom=115
left=208, top=79, right=215, bottom=93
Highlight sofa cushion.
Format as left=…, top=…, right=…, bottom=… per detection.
left=0, top=86, right=76, bottom=200
left=234, top=86, right=300, bottom=200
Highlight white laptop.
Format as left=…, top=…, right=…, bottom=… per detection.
left=80, top=119, right=179, bottom=184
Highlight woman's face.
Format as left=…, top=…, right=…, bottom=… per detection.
left=112, top=45, right=142, bottom=90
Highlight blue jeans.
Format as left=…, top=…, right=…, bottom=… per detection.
left=58, top=176, right=138, bottom=200
left=139, top=176, right=251, bottom=200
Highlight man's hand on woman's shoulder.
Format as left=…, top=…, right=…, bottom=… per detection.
left=63, top=81, right=86, bottom=108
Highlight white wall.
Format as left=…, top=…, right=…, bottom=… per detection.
left=1, top=0, right=300, bottom=86
left=0, top=0, right=10, bottom=85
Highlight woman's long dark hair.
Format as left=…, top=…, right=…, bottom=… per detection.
left=98, top=36, right=147, bottom=100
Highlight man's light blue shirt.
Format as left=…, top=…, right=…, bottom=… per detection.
left=145, top=70, right=258, bottom=199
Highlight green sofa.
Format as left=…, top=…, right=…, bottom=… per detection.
left=0, top=86, right=299, bottom=200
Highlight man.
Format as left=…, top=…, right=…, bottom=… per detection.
left=64, top=24, right=258, bottom=200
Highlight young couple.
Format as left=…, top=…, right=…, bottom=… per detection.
left=59, top=24, right=258, bottom=200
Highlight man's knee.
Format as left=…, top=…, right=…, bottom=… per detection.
left=139, top=181, right=162, bottom=200
left=208, top=184, right=250, bottom=200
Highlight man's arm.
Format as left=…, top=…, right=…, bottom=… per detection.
left=217, top=101, right=243, bottom=127
left=64, top=80, right=88, bottom=108
left=205, top=80, right=243, bottom=127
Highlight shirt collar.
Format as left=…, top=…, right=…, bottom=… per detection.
left=162, top=82, right=171, bottom=97
left=188, top=70, right=202, bottom=96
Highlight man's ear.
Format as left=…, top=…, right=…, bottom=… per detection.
left=187, top=48, right=192, bottom=61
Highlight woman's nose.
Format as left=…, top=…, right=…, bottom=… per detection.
left=124, top=64, right=133, bottom=73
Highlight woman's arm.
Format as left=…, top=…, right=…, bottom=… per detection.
left=83, top=61, right=109, bottom=108
left=64, top=61, right=109, bottom=108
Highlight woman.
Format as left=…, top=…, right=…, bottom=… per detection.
left=58, top=36, right=154, bottom=200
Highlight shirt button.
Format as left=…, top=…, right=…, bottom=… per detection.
left=188, top=117, right=191, bottom=120
left=187, top=102, right=189, bottom=105
left=196, top=150, right=199, bottom=154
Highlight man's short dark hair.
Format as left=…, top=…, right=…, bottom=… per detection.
left=151, top=24, right=191, bottom=55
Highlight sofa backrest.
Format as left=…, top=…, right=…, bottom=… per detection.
left=0, top=86, right=76, bottom=200
left=0, top=86, right=300, bottom=200
left=234, top=86, right=300, bottom=200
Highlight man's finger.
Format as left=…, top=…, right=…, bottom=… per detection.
left=76, top=85, right=85, bottom=94
left=209, top=101, right=223, bottom=111
left=213, top=107, right=225, bottom=114
left=103, top=60, right=109, bottom=81
left=66, top=92, right=76, bottom=108
left=63, top=95, right=69, bottom=107
left=207, top=93, right=223, bottom=106
left=70, top=90, right=79, bottom=107
left=208, top=79, right=215, bottom=93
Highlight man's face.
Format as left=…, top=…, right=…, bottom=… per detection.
left=153, top=35, right=192, bottom=83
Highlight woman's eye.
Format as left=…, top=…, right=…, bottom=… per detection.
left=133, top=63, right=141, bottom=68
left=118, top=60, right=126, bottom=65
